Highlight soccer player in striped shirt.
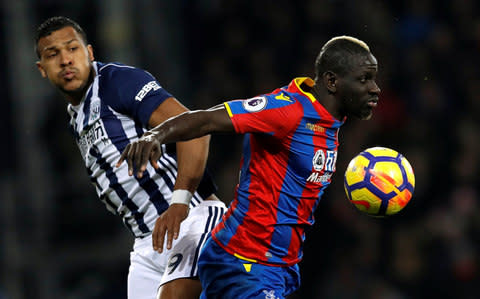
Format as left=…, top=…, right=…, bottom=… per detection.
left=35, top=16, right=226, bottom=299
left=118, top=36, right=381, bottom=298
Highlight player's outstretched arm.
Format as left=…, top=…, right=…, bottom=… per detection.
left=116, top=105, right=233, bottom=176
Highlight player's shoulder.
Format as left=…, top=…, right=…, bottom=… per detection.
left=95, top=61, right=159, bottom=94
left=260, top=86, right=302, bottom=109
left=96, top=61, right=149, bottom=78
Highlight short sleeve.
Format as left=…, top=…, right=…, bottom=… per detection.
left=100, top=65, right=172, bottom=127
left=224, top=93, right=303, bottom=138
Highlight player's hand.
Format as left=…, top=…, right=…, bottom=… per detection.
left=116, top=132, right=163, bottom=178
left=152, top=204, right=189, bottom=253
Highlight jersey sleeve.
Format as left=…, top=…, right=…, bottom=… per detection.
left=101, top=66, right=173, bottom=127
left=224, top=93, right=302, bottom=138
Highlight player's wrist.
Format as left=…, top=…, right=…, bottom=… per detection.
left=171, top=189, right=193, bottom=206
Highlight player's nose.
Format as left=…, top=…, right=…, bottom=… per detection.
left=59, top=50, right=73, bottom=66
left=370, top=81, right=381, bottom=95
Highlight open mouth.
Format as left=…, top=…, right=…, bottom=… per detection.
left=367, top=98, right=378, bottom=108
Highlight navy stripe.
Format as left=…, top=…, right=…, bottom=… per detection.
left=135, top=171, right=169, bottom=215
left=82, top=88, right=93, bottom=129
left=99, top=101, right=170, bottom=216
left=89, top=146, right=149, bottom=234
left=133, top=119, right=144, bottom=139
left=100, top=106, right=130, bottom=152
left=156, top=160, right=175, bottom=190
left=160, top=154, right=178, bottom=182
left=190, top=206, right=215, bottom=276
left=86, top=167, right=120, bottom=214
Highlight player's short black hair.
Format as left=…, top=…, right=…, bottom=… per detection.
left=35, top=16, right=88, bottom=58
left=315, top=36, right=371, bottom=78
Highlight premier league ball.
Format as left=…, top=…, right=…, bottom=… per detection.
left=344, top=147, right=415, bottom=217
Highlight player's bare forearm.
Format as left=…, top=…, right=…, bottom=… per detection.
left=174, top=135, right=210, bottom=193
left=151, top=106, right=233, bottom=144
left=116, top=105, right=233, bottom=177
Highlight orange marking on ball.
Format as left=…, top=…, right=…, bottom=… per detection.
left=351, top=200, right=370, bottom=209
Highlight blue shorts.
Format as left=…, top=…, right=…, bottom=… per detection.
left=198, top=236, right=301, bottom=299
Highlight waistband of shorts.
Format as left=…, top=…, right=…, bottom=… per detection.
left=195, top=199, right=226, bottom=208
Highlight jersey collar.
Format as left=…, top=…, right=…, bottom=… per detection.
left=290, top=77, right=317, bottom=103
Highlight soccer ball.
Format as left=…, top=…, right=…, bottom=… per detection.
left=344, top=147, right=415, bottom=217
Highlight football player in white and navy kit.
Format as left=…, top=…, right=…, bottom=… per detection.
left=35, top=16, right=226, bottom=299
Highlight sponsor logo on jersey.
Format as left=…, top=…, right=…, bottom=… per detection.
left=78, top=121, right=110, bottom=159
left=242, top=96, right=267, bottom=112
left=306, top=172, right=332, bottom=183
left=135, top=81, right=161, bottom=101
left=306, top=122, right=325, bottom=133
left=307, top=149, right=337, bottom=184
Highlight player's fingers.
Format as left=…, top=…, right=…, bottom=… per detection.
left=127, top=143, right=137, bottom=176
left=173, top=219, right=180, bottom=240
left=166, top=223, right=174, bottom=250
left=116, top=144, right=130, bottom=168
left=139, top=143, right=154, bottom=174
left=150, top=145, right=162, bottom=169
left=154, top=220, right=167, bottom=253
left=167, top=217, right=182, bottom=250
left=133, top=142, right=145, bottom=178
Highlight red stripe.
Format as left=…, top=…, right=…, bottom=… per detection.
left=225, top=132, right=292, bottom=259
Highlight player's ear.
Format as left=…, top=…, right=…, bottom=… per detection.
left=87, top=44, right=94, bottom=61
left=323, top=71, right=337, bottom=93
left=36, top=61, right=47, bottom=78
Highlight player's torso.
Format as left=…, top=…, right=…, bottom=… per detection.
left=214, top=78, right=343, bottom=265
left=67, top=62, right=207, bottom=237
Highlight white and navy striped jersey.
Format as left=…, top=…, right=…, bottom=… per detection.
left=67, top=61, right=217, bottom=238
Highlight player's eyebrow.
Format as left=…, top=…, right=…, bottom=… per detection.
left=42, top=38, right=78, bottom=52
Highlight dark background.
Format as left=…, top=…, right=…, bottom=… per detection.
left=1, top=0, right=479, bottom=298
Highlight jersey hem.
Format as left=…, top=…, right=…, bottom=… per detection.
left=211, top=235, right=301, bottom=267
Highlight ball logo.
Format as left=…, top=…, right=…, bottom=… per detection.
left=243, top=96, right=267, bottom=112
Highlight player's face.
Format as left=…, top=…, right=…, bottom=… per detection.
left=336, top=53, right=380, bottom=120
left=36, top=26, right=94, bottom=101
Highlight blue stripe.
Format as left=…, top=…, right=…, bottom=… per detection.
left=269, top=119, right=311, bottom=262
left=325, top=127, right=337, bottom=149
left=89, top=146, right=149, bottom=234
left=220, top=134, right=252, bottom=246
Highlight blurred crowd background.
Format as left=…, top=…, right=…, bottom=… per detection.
left=1, top=0, right=479, bottom=298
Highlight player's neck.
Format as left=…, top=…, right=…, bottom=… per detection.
left=311, top=82, right=343, bottom=120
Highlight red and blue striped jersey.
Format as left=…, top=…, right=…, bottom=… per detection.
left=211, top=77, right=344, bottom=266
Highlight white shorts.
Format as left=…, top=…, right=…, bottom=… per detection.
left=127, top=200, right=226, bottom=299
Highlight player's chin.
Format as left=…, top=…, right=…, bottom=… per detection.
left=354, top=108, right=373, bottom=120
left=61, top=82, right=86, bottom=93
left=361, top=111, right=373, bottom=120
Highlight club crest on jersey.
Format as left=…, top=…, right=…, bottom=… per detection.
left=312, top=149, right=325, bottom=171
left=243, top=96, right=267, bottom=112
left=89, top=97, right=101, bottom=125
left=307, top=150, right=337, bottom=184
